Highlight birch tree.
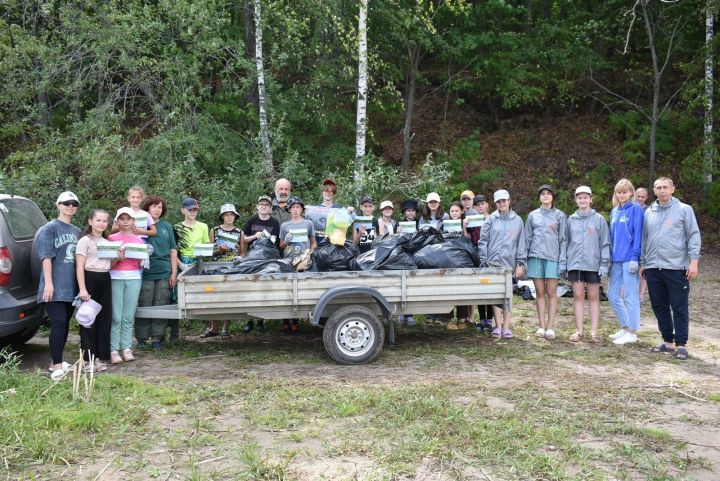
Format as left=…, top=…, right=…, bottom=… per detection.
left=254, top=0, right=274, bottom=176
left=355, top=0, right=369, bottom=199
left=704, top=0, right=715, bottom=191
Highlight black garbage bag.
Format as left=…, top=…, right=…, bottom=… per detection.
left=206, top=259, right=294, bottom=275
left=413, top=238, right=478, bottom=269
left=352, top=245, right=416, bottom=271
left=402, top=227, right=444, bottom=254
left=238, top=238, right=280, bottom=262
left=443, top=235, right=480, bottom=267
left=311, top=239, right=358, bottom=271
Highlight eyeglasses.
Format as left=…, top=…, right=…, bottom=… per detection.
left=60, top=201, right=79, bottom=207
left=258, top=203, right=271, bottom=208
left=186, top=208, right=199, bottom=212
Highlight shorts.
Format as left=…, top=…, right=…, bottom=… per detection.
left=567, top=270, right=600, bottom=284
left=527, top=257, right=559, bottom=279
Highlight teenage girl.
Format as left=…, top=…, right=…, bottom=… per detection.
left=447, top=201, right=471, bottom=329
left=108, top=207, right=145, bottom=364
left=36, top=191, right=82, bottom=380
left=525, top=185, right=567, bottom=341
left=419, top=192, right=448, bottom=230
left=377, top=201, right=398, bottom=236
left=608, top=179, right=644, bottom=345
left=566, top=186, right=611, bottom=344
left=398, top=199, right=419, bottom=233
left=76, top=209, right=117, bottom=372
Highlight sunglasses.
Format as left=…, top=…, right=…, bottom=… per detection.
left=60, top=201, right=79, bottom=207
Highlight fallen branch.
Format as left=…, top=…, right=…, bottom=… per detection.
left=198, top=456, right=225, bottom=466
left=93, top=461, right=112, bottom=481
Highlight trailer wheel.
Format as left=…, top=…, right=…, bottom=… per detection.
left=323, top=305, right=385, bottom=365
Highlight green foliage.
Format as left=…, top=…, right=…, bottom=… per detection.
left=586, top=162, right=614, bottom=213
left=437, top=133, right=502, bottom=199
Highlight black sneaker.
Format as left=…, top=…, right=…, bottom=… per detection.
left=243, top=320, right=255, bottom=334
left=151, top=339, right=162, bottom=350
left=136, top=339, right=148, bottom=349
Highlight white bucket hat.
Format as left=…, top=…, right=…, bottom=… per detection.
left=219, top=203, right=240, bottom=221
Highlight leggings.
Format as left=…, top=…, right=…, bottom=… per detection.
left=45, top=301, right=74, bottom=364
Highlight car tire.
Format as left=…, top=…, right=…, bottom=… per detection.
left=322, top=305, right=384, bottom=365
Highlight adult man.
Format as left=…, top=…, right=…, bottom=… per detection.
left=640, top=177, right=700, bottom=361
left=270, top=178, right=292, bottom=225
left=242, top=194, right=281, bottom=252
left=635, top=187, right=649, bottom=210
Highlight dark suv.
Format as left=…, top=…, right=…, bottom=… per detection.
left=0, top=194, right=47, bottom=346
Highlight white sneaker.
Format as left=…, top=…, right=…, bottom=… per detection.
left=609, top=328, right=626, bottom=340
left=544, top=329, right=556, bottom=340
left=535, top=328, right=546, bottom=338
left=613, top=332, right=638, bottom=345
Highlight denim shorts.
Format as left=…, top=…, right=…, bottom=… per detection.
left=527, top=257, right=559, bottom=279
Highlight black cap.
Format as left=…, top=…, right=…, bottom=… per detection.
left=472, top=194, right=487, bottom=204
left=360, top=195, right=374, bottom=205
left=401, top=199, right=418, bottom=211
left=285, top=196, right=305, bottom=212
left=538, top=184, right=554, bottom=195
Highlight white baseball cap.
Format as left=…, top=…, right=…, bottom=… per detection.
left=380, top=200, right=394, bottom=211
left=575, top=185, right=592, bottom=196
left=56, top=191, right=80, bottom=204
left=114, top=207, right=135, bottom=221
left=493, top=190, right=510, bottom=202
left=425, top=192, right=441, bottom=203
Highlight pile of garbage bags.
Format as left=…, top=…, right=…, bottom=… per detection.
left=203, top=228, right=481, bottom=275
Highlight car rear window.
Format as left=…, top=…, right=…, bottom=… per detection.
left=0, top=198, right=47, bottom=241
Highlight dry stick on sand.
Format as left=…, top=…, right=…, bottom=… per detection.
left=93, top=461, right=112, bottom=481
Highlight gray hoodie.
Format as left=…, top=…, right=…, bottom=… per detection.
left=566, top=208, right=610, bottom=272
left=478, top=209, right=526, bottom=269
left=640, top=197, right=701, bottom=270
left=525, top=207, right=568, bottom=266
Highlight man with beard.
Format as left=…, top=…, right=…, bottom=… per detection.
left=270, top=178, right=292, bottom=225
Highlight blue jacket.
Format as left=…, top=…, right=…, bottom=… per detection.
left=609, top=202, right=644, bottom=262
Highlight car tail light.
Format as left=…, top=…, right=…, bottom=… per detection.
left=0, top=247, right=11, bottom=286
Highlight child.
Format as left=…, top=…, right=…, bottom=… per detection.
left=471, top=194, right=493, bottom=333
left=243, top=194, right=280, bottom=253
left=377, top=200, right=398, bottom=236
left=398, top=199, right=419, bottom=233
left=566, top=186, right=611, bottom=344
left=76, top=209, right=117, bottom=372
left=446, top=201, right=471, bottom=330
left=477, top=190, right=526, bottom=339
left=112, top=185, right=157, bottom=238
left=108, top=207, right=145, bottom=364
left=608, top=179, right=644, bottom=345
left=137, top=196, right=178, bottom=348
left=525, top=185, right=567, bottom=341
left=353, top=196, right=378, bottom=253
left=279, top=197, right=316, bottom=333
left=36, top=191, right=82, bottom=380
left=419, top=192, right=448, bottom=230
left=174, top=197, right=210, bottom=269
left=206, top=203, right=243, bottom=338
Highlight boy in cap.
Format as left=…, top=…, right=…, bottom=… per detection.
left=173, top=197, right=210, bottom=269
left=353, top=196, right=378, bottom=254
left=243, top=195, right=281, bottom=252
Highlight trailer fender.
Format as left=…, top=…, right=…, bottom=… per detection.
left=310, top=286, right=392, bottom=327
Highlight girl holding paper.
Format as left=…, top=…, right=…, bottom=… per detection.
left=111, top=185, right=157, bottom=238
left=377, top=201, right=398, bottom=236
left=419, top=192, right=448, bottom=231
left=108, top=207, right=145, bottom=364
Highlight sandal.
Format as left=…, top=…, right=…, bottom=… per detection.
left=544, top=329, right=556, bottom=340
left=675, top=346, right=689, bottom=360
left=220, top=331, right=231, bottom=340
left=200, top=328, right=218, bottom=338
left=589, top=333, right=601, bottom=344
left=650, top=342, right=676, bottom=354
left=569, top=332, right=583, bottom=343
left=501, top=329, right=514, bottom=339
left=491, top=328, right=502, bottom=339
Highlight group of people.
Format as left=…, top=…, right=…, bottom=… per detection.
left=35, top=175, right=701, bottom=379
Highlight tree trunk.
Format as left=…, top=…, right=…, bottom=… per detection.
left=354, top=0, right=369, bottom=201
left=642, top=1, right=659, bottom=183
left=401, top=44, right=421, bottom=173
left=243, top=0, right=259, bottom=107
left=254, top=0, right=274, bottom=176
left=704, top=0, right=715, bottom=192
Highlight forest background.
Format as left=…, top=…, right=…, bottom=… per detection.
left=1, top=0, right=718, bottom=232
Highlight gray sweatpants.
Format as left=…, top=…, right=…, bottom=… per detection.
left=136, top=279, right=172, bottom=340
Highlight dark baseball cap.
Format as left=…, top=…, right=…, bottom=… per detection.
left=537, top=184, right=554, bottom=195
left=472, top=194, right=487, bottom=204
left=257, top=194, right=272, bottom=204
left=360, top=195, right=374, bottom=205
left=182, top=198, right=199, bottom=209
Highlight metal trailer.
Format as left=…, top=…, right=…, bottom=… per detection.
left=135, top=263, right=513, bottom=365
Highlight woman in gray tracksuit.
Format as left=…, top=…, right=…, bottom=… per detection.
left=477, top=189, right=526, bottom=339
left=525, top=185, right=567, bottom=341
left=566, top=186, right=611, bottom=344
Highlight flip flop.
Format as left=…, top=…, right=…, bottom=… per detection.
left=675, top=346, right=689, bottom=360
left=491, top=328, right=502, bottom=339
left=650, top=342, right=676, bottom=354
left=569, top=332, right=583, bottom=343
left=501, top=329, right=514, bottom=339
left=200, top=329, right=218, bottom=338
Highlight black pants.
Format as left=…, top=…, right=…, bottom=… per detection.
left=79, top=270, right=112, bottom=361
left=645, top=268, right=690, bottom=346
left=46, top=301, right=74, bottom=364
left=476, top=304, right=493, bottom=321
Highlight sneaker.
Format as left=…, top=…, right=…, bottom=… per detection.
left=110, top=351, right=123, bottom=364
left=613, top=332, right=638, bottom=345
left=136, top=339, right=148, bottom=350
left=609, top=328, right=627, bottom=340
left=151, top=339, right=163, bottom=350
left=121, top=349, right=135, bottom=362
left=457, top=320, right=467, bottom=330
left=168, top=330, right=180, bottom=343
left=95, top=360, right=108, bottom=372
left=544, top=329, right=556, bottom=340
left=406, top=316, right=416, bottom=327
left=50, top=368, right=67, bottom=381
left=535, top=327, right=546, bottom=338
left=83, top=363, right=95, bottom=374
left=257, top=320, right=265, bottom=334
left=243, top=321, right=255, bottom=334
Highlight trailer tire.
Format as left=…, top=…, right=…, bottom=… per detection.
left=323, top=305, right=385, bottom=365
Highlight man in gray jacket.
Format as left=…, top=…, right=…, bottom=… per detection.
left=640, top=177, right=700, bottom=360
